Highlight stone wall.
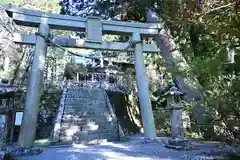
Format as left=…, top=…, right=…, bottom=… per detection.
left=36, top=109, right=57, bottom=140
left=5, top=109, right=57, bottom=143
left=0, top=115, right=7, bottom=151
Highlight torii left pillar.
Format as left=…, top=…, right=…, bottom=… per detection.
left=18, top=21, right=50, bottom=148
left=132, top=32, right=157, bottom=139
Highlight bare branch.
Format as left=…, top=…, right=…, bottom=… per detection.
left=201, top=2, right=235, bottom=17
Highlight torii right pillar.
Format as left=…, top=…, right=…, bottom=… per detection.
left=132, top=32, right=157, bottom=139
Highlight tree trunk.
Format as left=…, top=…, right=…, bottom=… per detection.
left=146, top=8, right=205, bottom=121
left=3, top=56, right=9, bottom=75
left=18, top=52, right=34, bottom=87
left=10, top=50, right=26, bottom=85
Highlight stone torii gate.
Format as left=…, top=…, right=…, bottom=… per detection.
left=4, top=4, right=163, bottom=147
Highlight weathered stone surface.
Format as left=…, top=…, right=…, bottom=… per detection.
left=168, top=138, right=189, bottom=146
left=52, top=86, right=67, bottom=142
left=61, top=120, right=87, bottom=127
left=64, top=98, right=92, bottom=105
left=140, top=137, right=164, bottom=144
left=6, top=146, right=42, bottom=157
left=171, top=109, right=184, bottom=138
left=66, top=88, right=105, bottom=100
left=63, top=111, right=96, bottom=116
left=59, top=136, right=73, bottom=142
left=165, top=137, right=193, bottom=150
left=36, top=109, right=57, bottom=139
left=0, top=115, right=7, bottom=151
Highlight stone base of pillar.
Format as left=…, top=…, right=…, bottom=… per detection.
left=169, top=137, right=189, bottom=145
left=140, top=137, right=164, bottom=144
left=165, top=137, right=196, bottom=150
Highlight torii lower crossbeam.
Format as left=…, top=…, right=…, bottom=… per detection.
left=13, top=33, right=160, bottom=53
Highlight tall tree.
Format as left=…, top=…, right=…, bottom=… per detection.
left=146, top=7, right=205, bottom=121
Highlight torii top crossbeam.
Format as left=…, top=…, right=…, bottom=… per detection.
left=4, top=4, right=163, bottom=53
left=4, top=4, right=163, bottom=35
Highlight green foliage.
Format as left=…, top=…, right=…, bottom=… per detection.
left=39, top=89, right=62, bottom=109
left=14, top=88, right=62, bottom=109
left=153, top=108, right=171, bottom=136
left=142, top=0, right=240, bottom=142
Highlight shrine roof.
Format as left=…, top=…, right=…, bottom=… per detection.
left=0, top=84, right=16, bottom=92
left=163, top=86, right=183, bottom=96
left=0, top=84, right=17, bottom=98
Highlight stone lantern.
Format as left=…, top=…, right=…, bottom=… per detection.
left=164, top=86, right=184, bottom=138
left=163, top=86, right=191, bottom=150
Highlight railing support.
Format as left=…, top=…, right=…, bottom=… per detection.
left=132, top=32, right=157, bottom=139
left=18, top=21, right=49, bottom=147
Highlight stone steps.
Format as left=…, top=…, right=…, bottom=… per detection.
left=59, top=134, right=118, bottom=144
left=65, top=88, right=105, bottom=99
left=63, top=108, right=109, bottom=114
left=60, top=128, right=118, bottom=135
left=64, top=100, right=106, bottom=106
left=58, top=131, right=118, bottom=142
left=64, top=103, right=108, bottom=107
left=61, top=113, right=113, bottom=120
left=61, top=118, right=116, bottom=124
left=63, top=111, right=97, bottom=116
left=64, top=101, right=107, bottom=107
left=59, top=129, right=119, bottom=144
left=65, top=94, right=105, bottom=99
left=63, top=109, right=108, bottom=114
left=60, top=123, right=118, bottom=131
left=58, top=87, right=119, bottom=144
left=60, top=118, right=117, bottom=130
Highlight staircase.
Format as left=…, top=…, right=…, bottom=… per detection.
left=54, top=86, right=120, bottom=144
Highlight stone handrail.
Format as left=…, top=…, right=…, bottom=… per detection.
left=52, top=82, right=69, bottom=142
left=103, top=90, right=125, bottom=138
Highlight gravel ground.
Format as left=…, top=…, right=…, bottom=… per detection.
left=19, top=136, right=235, bottom=160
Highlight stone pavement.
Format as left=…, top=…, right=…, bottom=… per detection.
left=19, top=136, right=234, bottom=160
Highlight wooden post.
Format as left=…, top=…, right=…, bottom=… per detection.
left=18, top=21, right=49, bottom=148
left=132, top=32, right=156, bottom=139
